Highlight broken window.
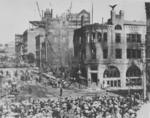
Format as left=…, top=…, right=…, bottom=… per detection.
left=137, top=34, right=141, bottom=43
left=115, top=33, right=121, bottom=43
left=97, top=32, right=102, bottom=42
left=127, top=49, right=131, bottom=58
left=91, top=48, right=96, bottom=59
left=103, top=66, right=120, bottom=78
left=127, top=34, right=141, bottom=43
left=127, top=34, right=131, bottom=43
left=116, top=49, right=122, bottom=59
left=103, top=33, right=107, bottom=42
left=127, top=49, right=141, bottom=59
left=137, top=49, right=141, bottom=58
left=126, top=66, right=141, bottom=77
left=103, top=49, right=108, bottom=59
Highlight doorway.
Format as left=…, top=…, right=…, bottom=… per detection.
left=91, top=73, right=98, bottom=85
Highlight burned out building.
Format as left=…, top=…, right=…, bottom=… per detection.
left=146, top=3, right=150, bottom=80
left=73, top=8, right=146, bottom=90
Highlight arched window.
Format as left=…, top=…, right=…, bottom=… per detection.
left=103, top=66, right=120, bottom=78
left=126, top=66, right=141, bottom=77
left=115, top=25, right=122, bottom=30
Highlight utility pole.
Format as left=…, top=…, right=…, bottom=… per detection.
left=141, top=43, right=147, bottom=99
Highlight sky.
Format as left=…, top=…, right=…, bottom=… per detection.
left=0, top=0, right=148, bottom=45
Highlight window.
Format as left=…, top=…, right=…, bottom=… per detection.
left=62, top=21, right=66, bottom=26
left=62, top=37, right=66, bottom=42
left=114, top=81, right=117, bottom=87
left=115, top=33, right=121, bottom=43
left=97, top=32, right=102, bottom=42
left=91, top=48, right=96, bottom=59
left=115, top=25, right=122, bottom=30
left=137, top=34, right=141, bottom=43
left=137, top=49, right=141, bottom=58
left=127, top=34, right=141, bottom=43
left=126, top=66, right=142, bottom=86
left=127, top=49, right=131, bottom=58
left=127, top=49, right=141, bottom=59
left=103, top=49, right=108, bottom=59
left=127, top=34, right=131, bottom=43
left=42, top=42, right=45, bottom=47
left=103, top=33, right=107, bottom=42
left=116, top=49, right=122, bottom=59
left=93, top=33, right=95, bottom=39
left=126, top=66, right=141, bottom=77
left=103, top=66, right=120, bottom=78
left=91, top=66, right=97, bottom=70
left=118, top=80, right=121, bottom=87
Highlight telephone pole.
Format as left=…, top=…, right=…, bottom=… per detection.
left=141, top=43, right=147, bottom=99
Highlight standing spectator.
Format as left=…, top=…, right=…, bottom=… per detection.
left=60, top=84, right=63, bottom=97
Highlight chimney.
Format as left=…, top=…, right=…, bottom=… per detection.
left=120, top=10, right=124, bottom=20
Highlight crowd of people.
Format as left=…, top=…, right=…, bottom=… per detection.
left=0, top=68, right=149, bottom=118
left=0, top=92, right=146, bottom=118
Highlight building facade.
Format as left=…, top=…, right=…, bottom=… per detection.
left=35, top=34, right=45, bottom=69
left=146, top=2, right=150, bottom=80
left=39, top=9, right=90, bottom=72
left=22, top=28, right=45, bottom=57
left=73, top=8, right=146, bottom=90
left=15, top=34, right=23, bottom=63
left=66, top=9, right=90, bottom=29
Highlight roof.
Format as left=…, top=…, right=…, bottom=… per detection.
left=29, top=21, right=46, bottom=27
left=124, top=20, right=146, bottom=26
left=79, top=9, right=90, bottom=15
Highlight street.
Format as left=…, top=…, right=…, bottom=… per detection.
left=137, top=102, right=150, bottom=118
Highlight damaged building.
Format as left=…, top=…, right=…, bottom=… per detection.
left=73, top=8, right=146, bottom=90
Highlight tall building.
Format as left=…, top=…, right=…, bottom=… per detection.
left=73, top=8, right=146, bottom=90
left=45, top=9, right=90, bottom=71
left=32, top=9, right=90, bottom=71
left=22, top=28, right=45, bottom=57
left=4, top=42, right=15, bottom=59
left=15, top=34, right=23, bottom=63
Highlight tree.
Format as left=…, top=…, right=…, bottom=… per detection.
left=27, top=53, right=35, bottom=63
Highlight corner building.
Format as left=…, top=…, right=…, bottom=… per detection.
left=73, top=9, right=146, bottom=90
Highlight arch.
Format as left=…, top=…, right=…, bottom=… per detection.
left=103, top=66, right=120, bottom=78
left=126, top=66, right=141, bottom=77
left=115, top=25, right=122, bottom=30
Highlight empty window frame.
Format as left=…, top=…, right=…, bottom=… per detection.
left=91, top=48, right=96, bottom=59
left=116, top=49, right=122, bottom=59
left=103, top=49, right=108, bottom=59
left=126, top=66, right=141, bottom=77
left=97, top=32, right=102, bottom=42
left=103, top=33, right=107, bottom=42
left=103, top=66, right=120, bottom=78
left=115, top=33, right=121, bottom=43
left=126, top=34, right=141, bottom=43
left=127, top=49, right=141, bottom=59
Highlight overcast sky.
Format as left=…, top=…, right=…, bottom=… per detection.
left=0, top=0, right=148, bottom=45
